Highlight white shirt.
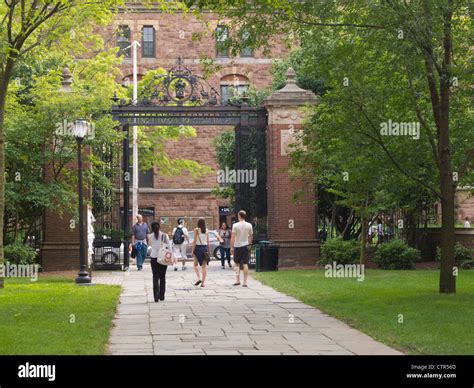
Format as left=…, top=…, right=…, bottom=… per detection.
left=232, top=221, right=253, bottom=248
left=464, top=221, right=471, bottom=228
left=147, top=232, right=170, bottom=258
left=195, top=229, right=208, bottom=246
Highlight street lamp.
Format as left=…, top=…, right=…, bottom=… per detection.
left=74, top=119, right=92, bottom=284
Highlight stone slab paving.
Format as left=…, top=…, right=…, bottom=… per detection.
left=107, top=261, right=402, bottom=355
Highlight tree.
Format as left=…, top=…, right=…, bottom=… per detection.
left=186, top=0, right=473, bottom=293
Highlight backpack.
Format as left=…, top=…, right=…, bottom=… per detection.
left=173, top=227, right=185, bottom=245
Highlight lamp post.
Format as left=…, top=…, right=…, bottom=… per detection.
left=74, top=119, right=92, bottom=284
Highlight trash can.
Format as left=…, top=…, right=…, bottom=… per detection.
left=256, top=241, right=279, bottom=272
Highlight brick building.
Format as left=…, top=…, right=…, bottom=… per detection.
left=103, top=7, right=289, bottom=233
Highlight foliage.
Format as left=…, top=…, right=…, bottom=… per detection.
left=436, top=243, right=473, bottom=270
left=319, top=238, right=360, bottom=265
left=4, top=243, right=37, bottom=265
left=374, top=240, right=419, bottom=270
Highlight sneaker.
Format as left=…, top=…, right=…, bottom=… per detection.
left=182, top=266, right=187, bottom=271
left=221, top=265, right=225, bottom=269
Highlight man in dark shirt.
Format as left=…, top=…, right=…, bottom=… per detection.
left=132, top=214, right=150, bottom=271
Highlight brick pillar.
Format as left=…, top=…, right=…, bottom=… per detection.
left=264, top=68, right=320, bottom=267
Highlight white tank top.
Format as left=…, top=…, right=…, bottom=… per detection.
left=195, top=229, right=207, bottom=246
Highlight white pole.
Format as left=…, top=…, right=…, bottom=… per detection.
left=132, top=41, right=141, bottom=223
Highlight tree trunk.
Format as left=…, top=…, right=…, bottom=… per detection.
left=438, top=2, right=456, bottom=294
left=0, top=60, right=15, bottom=289
left=439, top=181, right=456, bottom=293
left=360, top=213, right=367, bottom=265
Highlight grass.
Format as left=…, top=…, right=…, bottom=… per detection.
left=252, top=269, right=474, bottom=355
left=0, top=276, right=121, bottom=355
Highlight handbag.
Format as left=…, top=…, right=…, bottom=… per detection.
left=197, top=231, right=211, bottom=264
left=157, top=233, right=174, bottom=266
left=131, top=245, right=137, bottom=259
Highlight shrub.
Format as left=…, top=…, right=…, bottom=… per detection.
left=4, top=243, right=37, bottom=265
left=436, top=243, right=473, bottom=269
left=374, top=240, right=419, bottom=270
left=319, top=238, right=360, bottom=265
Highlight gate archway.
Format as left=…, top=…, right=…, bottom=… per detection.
left=106, top=58, right=268, bottom=268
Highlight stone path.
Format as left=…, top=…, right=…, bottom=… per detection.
left=106, top=261, right=402, bottom=355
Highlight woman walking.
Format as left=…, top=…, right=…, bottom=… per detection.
left=192, top=218, right=210, bottom=287
left=218, top=222, right=232, bottom=269
left=148, top=221, right=171, bottom=302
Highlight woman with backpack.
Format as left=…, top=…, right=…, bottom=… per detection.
left=148, top=221, right=171, bottom=302
left=192, top=218, right=211, bottom=287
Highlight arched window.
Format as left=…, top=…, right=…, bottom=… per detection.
left=220, top=74, right=250, bottom=105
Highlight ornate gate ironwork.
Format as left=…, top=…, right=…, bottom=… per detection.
left=91, top=142, right=123, bottom=269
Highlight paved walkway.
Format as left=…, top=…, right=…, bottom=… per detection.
left=106, top=261, right=402, bottom=355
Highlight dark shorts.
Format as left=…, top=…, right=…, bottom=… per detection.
left=193, top=245, right=208, bottom=267
left=234, top=246, right=250, bottom=265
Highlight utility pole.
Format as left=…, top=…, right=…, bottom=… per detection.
left=131, top=41, right=141, bottom=222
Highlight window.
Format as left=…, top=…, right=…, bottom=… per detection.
left=216, top=26, right=229, bottom=58
left=220, top=74, right=250, bottom=105
left=139, top=168, right=154, bottom=188
left=117, top=25, right=131, bottom=58
left=220, top=85, right=248, bottom=105
left=128, top=152, right=154, bottom=188
left=240, top=30, right=253, bottom=57
left=142, top=26, right=155, bottom=58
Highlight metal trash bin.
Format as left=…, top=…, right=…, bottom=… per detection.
left=255, top=241, right=279, bottom=272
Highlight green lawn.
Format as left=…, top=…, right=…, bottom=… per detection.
left=252, top=269, right=474, bottom=355
left=0, top=276, right=121, bottom=355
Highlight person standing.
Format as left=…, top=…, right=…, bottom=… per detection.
left=172, top=218, right=189, bottom=271
left=464, top=217, right=471, bottom=228
left=192, top=218, right=210, bottom=287
left=218, top=222, right=232, bottom=269
left=376, top=217, right=383, bottom=246
left=132, top=214, right=150, bottom=271
left=148, top=221, right=170, bottom=302
left=230, top=210, right=253, bottom=287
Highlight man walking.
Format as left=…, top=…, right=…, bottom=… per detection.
left=172, top=218, right=189, bottom=271
left=230, top=210, right=253, bottom=287
left=132, top=214, right=150, bottom=271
